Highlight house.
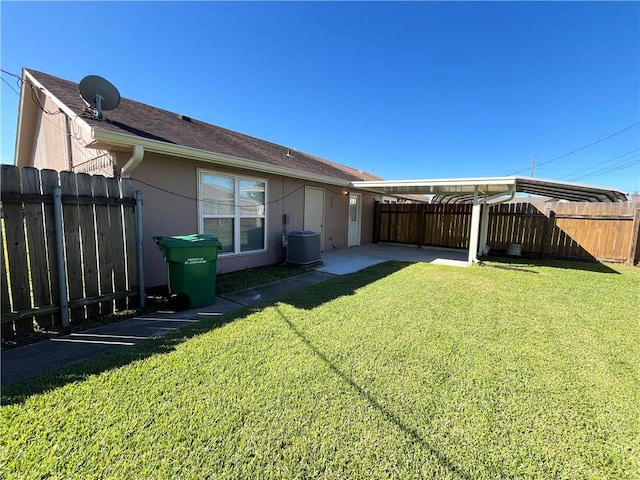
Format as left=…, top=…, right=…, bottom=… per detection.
left=14, top=68, right=409, bottom=286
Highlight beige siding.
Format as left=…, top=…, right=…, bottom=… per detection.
left=21, top=93, right=112, bottom=175
left=32, top=96, right=69, bottom=171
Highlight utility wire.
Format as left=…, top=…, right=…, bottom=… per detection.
left=132, top=177, right=349, bottom=209
left=0, top=68, right=21, bottom=79
left=561, top=148, right=640, bottom=181
left=507, top=122, right=640, bottom=175
left=1, top=76, right=20, bottom=96
left=569, top=157, right=639, bottom=182
left=2, top=73, right=113, bottom=169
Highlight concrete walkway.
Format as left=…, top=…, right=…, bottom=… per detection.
left=1, top=244, right=466, bottom=386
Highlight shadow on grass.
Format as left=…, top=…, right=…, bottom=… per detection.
left=0, top=307, right=257, bottom=406
left=279, top=261, right=411, bottom=310
left=275, top=306, right=472, bottom=480
left=1, top=262, right=410, bottom=406
left=481, top=256, right=622, bottom=274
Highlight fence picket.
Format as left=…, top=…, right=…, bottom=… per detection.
left=92, top=175, right=113, bottom=315
left=77, top=173, right=100, bottom=318
left=41, top=170, right=61, bottom=326
left=60, top=171, right=85, bottom=323
left=1, top=220, right=12, bottom=337
left=1, top=165, right=32, bottom=334
left=107, top=178, right=127, bottom=310
left=21, top=167, right=54, bottom=328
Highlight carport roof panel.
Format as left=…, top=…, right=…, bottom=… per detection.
left=351, top=176, right=628, bottom=203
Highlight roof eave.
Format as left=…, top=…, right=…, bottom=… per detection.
left=91, top=129, right=353, bottom=187
left=352, top=176, right=628, bottom=203
left=16, top=69, right=93, bottom=167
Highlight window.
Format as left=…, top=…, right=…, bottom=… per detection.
left=200, top=171, right=266, bottom=255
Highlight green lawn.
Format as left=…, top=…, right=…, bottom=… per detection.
left=2, top=260, right=639, bottom=479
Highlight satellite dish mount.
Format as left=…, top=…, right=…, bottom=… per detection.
left=79, top=75, right=120, bottom=120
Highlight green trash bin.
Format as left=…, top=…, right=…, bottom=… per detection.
left=153, top=234, right=222, bottom=308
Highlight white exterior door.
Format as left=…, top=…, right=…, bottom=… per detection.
left=348, top=193, right=362, bottom=247
left=304, top=186, right=324, bottom=249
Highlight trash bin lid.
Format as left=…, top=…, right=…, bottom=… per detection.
left=153, top=234, right=221, bottom=247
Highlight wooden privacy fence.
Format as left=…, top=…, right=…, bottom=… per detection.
left=1, top=165, right=142, bottom=338
left=374, top=201, right=640, bottom=264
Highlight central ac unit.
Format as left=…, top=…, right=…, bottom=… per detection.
left=286, top=231, right=321, bottom=265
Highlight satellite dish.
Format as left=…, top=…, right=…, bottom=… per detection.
left=79, top=75, right=120, bottom=120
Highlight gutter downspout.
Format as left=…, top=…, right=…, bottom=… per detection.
left=121, top=144, right=144, bottom=178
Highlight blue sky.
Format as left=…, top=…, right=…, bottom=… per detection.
left=2, top=1, right=639, bottom=193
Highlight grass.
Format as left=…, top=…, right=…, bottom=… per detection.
left=2, top=260, right=639, bottom=479
left=215, top=263, right=306, bottom=296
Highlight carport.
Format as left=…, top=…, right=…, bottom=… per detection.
left=351, top=176, right=628, bottom=264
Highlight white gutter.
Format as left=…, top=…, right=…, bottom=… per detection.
left=121, top=144, right=144, bottom=178
left=91, top=129, right=352, bottom=187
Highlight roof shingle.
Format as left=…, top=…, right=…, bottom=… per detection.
left=27, top=69, right=383, bottom=183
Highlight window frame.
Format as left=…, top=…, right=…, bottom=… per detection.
left=198, top=169, right=268, bottom=256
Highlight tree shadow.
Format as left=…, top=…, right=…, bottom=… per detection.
left=275, top=306, right=473, bottom=479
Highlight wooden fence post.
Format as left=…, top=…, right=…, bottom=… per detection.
left=372, top=201, right=380, bottom=243
left=417, top=204, right=426, bottom=248
left=541, top=210, right=556, bottom=260
left=627, top=209, right=640, bottom=265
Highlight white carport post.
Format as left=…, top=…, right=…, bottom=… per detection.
left=468, top=186, right=482, bottom=264
left=477, top=186, right=516, bottom=260
left=479, top=204, right=490, bottom=258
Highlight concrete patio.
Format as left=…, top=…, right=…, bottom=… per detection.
left=316, top=243, right=469, bottom=275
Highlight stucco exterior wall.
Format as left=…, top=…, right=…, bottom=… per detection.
left=19, top=111, right=375, bottom=288
left=130, top=154, right=371, bottom=287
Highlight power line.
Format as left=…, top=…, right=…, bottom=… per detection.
left=561, top=147, right=640, bottom=180
left=2, top=73, right=113, bottom=169
left=1, top=76, right=20, bottom=96
left=569, top=157, right=639, bottom=183
left=507, top=122, right=640, bottom=175
left=0, top=68, right=21, bottom=79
